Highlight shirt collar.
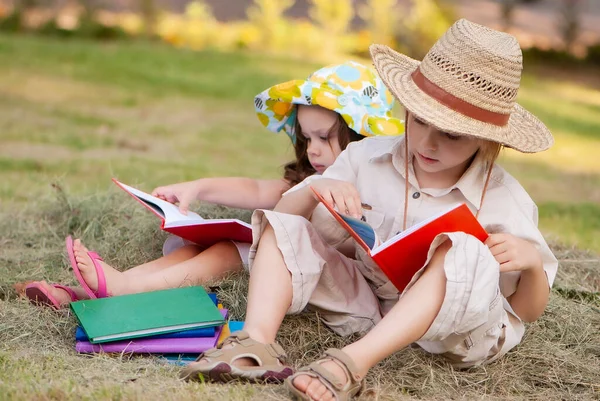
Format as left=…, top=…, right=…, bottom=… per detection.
left=451, top=152, right=488, bottom=210
left=368, top=136, right=402, bottom=162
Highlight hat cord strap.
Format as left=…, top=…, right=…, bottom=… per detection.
left=403, top=113, right=410, bottom=231
left=476, top=163, right=494, bottom=219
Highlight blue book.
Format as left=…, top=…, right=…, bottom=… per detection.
left=160, top=321, right=245, bottom=366
left=160, top=354, right=200, bottom=366
left=75, top=325, right=215, bottom=341
left=228, top=320, right=244, bottom=332
left=74, top=292, right=219, bottom=341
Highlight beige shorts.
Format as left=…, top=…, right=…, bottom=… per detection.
left=162, top=235, right=251, bottom=266
left=248, top=210, right=524, bottom=367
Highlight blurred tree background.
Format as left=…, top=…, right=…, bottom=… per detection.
left=1, top=0, right=596, bottom=63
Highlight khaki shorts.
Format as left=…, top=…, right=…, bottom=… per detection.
left=249, top=210, right=524, bottom=367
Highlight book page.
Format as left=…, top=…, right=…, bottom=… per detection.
left=116, top=181, right=204, bottom=224
left=337, top=214, right=377, bottom=250
left=373, top=203, right=463, bottom=254
left=309, top=187, right=375, bottom=252
left=93, top=321, right=223, bottom=342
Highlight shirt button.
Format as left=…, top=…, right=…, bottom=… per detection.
left=412, top=192, right=421, bottom=199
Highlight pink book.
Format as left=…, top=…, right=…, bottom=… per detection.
left=76, top=309, right=228, bottom=354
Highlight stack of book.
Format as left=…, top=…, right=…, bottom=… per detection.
left=70, top=286, right=241, bottom=362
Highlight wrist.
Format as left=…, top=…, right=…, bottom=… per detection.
left=193, top=179, right=208, bottom=200
left=523, top=254, right=544, bottom=276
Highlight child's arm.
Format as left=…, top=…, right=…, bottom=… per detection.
left=485, top=233, right=550, bottom=322
left=274, top=178, right=362, bottom=219
left=152, top=178, right=290, bottom=214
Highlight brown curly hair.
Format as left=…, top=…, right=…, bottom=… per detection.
left=283, top=111, right=362, bottom=186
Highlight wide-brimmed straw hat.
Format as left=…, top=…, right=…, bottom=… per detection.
left=254, top=61, right=404, bottom=143
left=370, top=19, right=553, bottom=153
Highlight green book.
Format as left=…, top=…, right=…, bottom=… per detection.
left=70, top=286, right=225, bottom=344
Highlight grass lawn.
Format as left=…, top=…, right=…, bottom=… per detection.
left=0, top=35, right=599, bottom=400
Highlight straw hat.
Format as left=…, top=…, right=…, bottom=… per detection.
left=370, top=19, right=553, bottom=153
left=254, top=61, right=404, bottom=143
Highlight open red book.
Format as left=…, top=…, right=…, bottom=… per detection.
left=113, top=179, right=252, bottom=248
left=310, top=187, right=488, bottom=292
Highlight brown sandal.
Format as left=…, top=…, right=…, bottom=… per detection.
left=285, top=349, right=364, bottom=401
left=179, top=330, right=294, bottom=383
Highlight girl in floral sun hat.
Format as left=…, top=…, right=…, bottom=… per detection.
left=18, top=61, right=403, bottom=310
left=181, top=19, right=558, bottom=401
left=255, top=60, right=403, bottom=183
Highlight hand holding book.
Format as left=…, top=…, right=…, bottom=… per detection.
left=486, top=233, right=543, bottom=273
left=308, top=178, right=363, bottom=219
left=113, top=179, right=252, bottom=248
left=152, top=180, right=203, bottom=215
left=310, top=186, right=488, bottom=292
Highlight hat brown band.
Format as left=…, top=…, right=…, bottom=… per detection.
left=411, top=68, right=510, bottom=127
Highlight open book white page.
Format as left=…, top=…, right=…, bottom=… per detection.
left=372, top=203, right=463, bottom=255
left=116, top=181, right=252, bottom=230
left=117, top=182, right=204, bottom=225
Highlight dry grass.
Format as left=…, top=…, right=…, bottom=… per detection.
left=1, top=186, right=599, bottom=400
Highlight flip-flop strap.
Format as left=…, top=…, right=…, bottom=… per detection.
left=87, top=251, right=108, bottom=298
left=52, top=284, right=79, bottom=301
left=66, top=236, right=96, bottom=300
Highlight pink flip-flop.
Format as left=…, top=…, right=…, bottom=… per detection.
left=24, top=282, right=79, bottom=310
left=66, top=236, right=109, bottom=299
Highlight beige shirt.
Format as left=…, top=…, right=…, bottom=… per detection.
left=289, top=135, right=558, bottom=310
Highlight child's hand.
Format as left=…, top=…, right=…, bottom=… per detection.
left=152, top=181, right=200, bottom=215
left=310, top=178, right=362, bottom=219
left=485, top=233, right=543, bottom=273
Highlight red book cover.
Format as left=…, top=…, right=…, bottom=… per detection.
left=113, top=179, right=252, bottom=248
left=310, top=187, right=488, bottom=292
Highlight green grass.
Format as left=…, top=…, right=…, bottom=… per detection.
left=1, top=34, right=599, bottom=253
left=538, top=202, right=600, bottom=251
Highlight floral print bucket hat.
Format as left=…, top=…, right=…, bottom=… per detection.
left=254, top=61, right=404, bottom=143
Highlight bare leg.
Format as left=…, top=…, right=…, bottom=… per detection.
left=117, top=242, right=244, bottom=294
left=194, top=223, right=292, bottom=368
left=73, top=239, right=243, bottom=296
left=17, top=242, right=204, bottom=308
left=243, top=224, right=293, bottom=344
left=122, top=245, right=204, bottom=276
left=292, top=242, right=450, bottom=401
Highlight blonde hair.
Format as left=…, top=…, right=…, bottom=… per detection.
left=478, top=140, right=503, bottom=170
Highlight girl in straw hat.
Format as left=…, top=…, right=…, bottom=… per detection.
left=17, top=61, right=403, bottom=309
left=180, top=19, right=558, bottom=400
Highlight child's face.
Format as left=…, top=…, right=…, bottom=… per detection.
left=407, top=112, right=481, bottom=184
left=297, top=105, right=342, bottom=174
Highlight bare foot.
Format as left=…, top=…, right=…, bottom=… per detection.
left=292, top=359, right=351, bottom=401
left=24, top=281, right=73, bottom=307
left=73, top=239, right=125, bottom=296
left=14, top=281, right=35, bottom=295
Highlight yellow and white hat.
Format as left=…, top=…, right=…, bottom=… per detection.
left=254, top=61, right=405, bottom=143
